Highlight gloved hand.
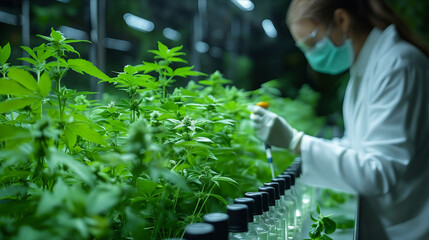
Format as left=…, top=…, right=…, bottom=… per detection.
left=249, top=105, right=304, bottom=153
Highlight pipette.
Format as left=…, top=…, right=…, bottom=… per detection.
left=256, top=101, right=275, bottom=179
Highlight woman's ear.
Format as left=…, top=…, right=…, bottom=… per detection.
left=334, top=8, right=351, bottom=33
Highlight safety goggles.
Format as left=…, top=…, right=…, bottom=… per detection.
left=295, top=27, right=319, bottom=52
left=295, top=23, right=333, bottom=52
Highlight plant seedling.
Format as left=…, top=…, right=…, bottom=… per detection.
left=305, top=203, right=337, bottom=240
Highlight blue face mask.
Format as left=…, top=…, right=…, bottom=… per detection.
left=297, top=25, right=355, bottom=75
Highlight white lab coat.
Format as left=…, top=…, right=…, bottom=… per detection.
left=300, top=25, right=429, bottom=239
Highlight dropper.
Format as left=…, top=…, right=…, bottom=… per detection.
left=256, top=101, right=275, bottom=179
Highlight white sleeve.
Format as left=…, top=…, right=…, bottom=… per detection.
left=330, top=133, right=350, bottom=148
left=300, top=64, right=424, bottom=196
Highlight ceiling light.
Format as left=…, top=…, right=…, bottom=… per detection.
left=195, top=41, right=209, bottom=53
left=163, top=27, right=181, bottom=41
left=262, top=19, right=277, bottom=38
left=123, top=13, right=154, bottom=32
left=231, top=0, right=254, bottom=11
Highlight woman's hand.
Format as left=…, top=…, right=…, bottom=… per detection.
left=249, top=105, right=304, bottom=153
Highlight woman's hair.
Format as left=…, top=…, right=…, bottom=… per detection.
left=286, top=0, right=429, bottom=58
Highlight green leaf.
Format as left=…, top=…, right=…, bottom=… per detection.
left=107, top=120, right=128, bottom=132
left=0, top=78, right=34, bottom=96
left=137, top=62, right=166, bottom=73
left=169, top=57, right=188, bottom=63
left=162, top=101, right=179, bottom=111
left=316, top=203, right=321, bottom=214
left=63, top=39, right=92, bottom=44
left=199, top=78, right=232, bottom=86
left=13, top=226, right=56, bottom=240
left=7, top=68, right=38, bottom=92
left=0, top=97, right=37, bottom=113
left=68, top=59, right=111, bottom=81
left=36, top=34, right=53, bottom=42
left=36, top=179, right=67, bottom=215
left=39, top=72, right=51, bottom=97
left=309, top=221, right=324, bottom=239
left=322, top=217, right=336, bottom=234
left=35, top=44, right=54, bottom=61
left=148, top=50, right=161, bottom=57
left=0, top=43, right=11, bottom=64
left=62, top=127, right=77, bottom=149
left=0, top=170, right=32, bottom=182
left=51, top=151, right=94, bottom=185
left=20, top=46, right=37, bottom=60
left=66, top=121, right=107, bottom=146
left=86, top=184, right=121, bottom=215
left=0, top=185, right=27, bottom=199
left=207, top=193, right=228, bottom=205
left=62, top=44, right=80, bottom=57
left=334, top=214, right=355, bottom=229
left=0, top=124, right=30, bottom=141
left=124, top=65, right=137, bottom=74
left=169, top=45, right=183, bottom=54
left=211, top=175, right=238, bottom=186
left=194, top=137, right=213, bottom=143
left=136, top=179, right=159, bottom=197
left=18, top=57, right=37, bottom=66
left=320, top=234, right=334, bottom=240
left=171, top=66, right=205, bottom=78
left=157, top=41, right=169, bottom=59
left=215, top=119, right=235, bottom=126
left=50, top=28, right=64, bottom=42
left=310, top=211, right=318, bottom=222
left=149, top=167, right=190, bottom=191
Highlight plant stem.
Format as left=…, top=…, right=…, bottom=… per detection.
left=196, top=184, right=216, bottom=217
left=171, top=159, right=183, bottom=171
left=191, top=184, right=205, bottom=217
left=129, top=88, right=136, bottom=123
left=57, top=80, right=62, bottom=120
left=37, top=71, right=43, bottom=119
left=151, top=189, right=167, bottom=239
left=162, top=76, right=173, bottom=100
left=115, top=132, right=118, bottom=146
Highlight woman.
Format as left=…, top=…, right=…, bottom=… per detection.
left=250, top=0, right=429, bottom=239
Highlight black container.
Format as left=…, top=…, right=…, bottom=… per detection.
left=287, top=164, right=301, bottom=177
left=293, top=163, right=302, bottom=177
left=264, top=182, right=281, bottom=200
left=183, top=223, right=214, bottom=240
left=227, top=204, right=249, bottom=233
left=271, top=178, right=286, bottom=195
left=244, top=192, right=263, bottom=216
left=259, top=191, right=270, bottom=212
left=234, top=197, right=255, bottom=222
left=203, top=213, right=229, bottom=240
left=258, top=186, right=275, bottom=207
left=277, top=174, right=291, bottom=190
left=292, top=157, right=302, bottom=175
left=282, top=171, right=296, bottom=186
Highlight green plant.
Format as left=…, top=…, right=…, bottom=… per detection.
left=318, top=188, right=354, bottom=208
left=0, top=29, right=325, bottom=239
left=306, top=204, right=337, bottom=240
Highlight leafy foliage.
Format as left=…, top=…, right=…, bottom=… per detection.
left=0, top=29, right=324, bottom=239
left=305, top=204, right=337, bottom=240
left=318, top=188, right=354, bottom=208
